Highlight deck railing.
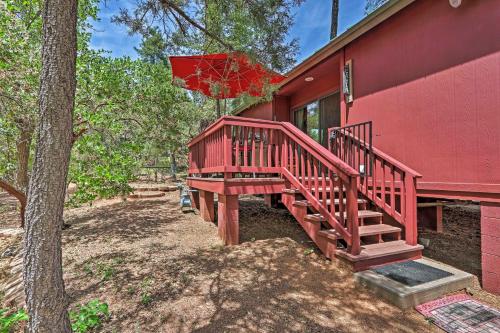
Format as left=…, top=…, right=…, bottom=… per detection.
left=329, top=121, right=372, bottom=176
left=188, top=116, right=361, bottom=254
left=328, top=123, right=422, bottom=245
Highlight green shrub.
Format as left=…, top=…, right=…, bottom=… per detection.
left=0, top=308, right=28, bottom=333
left=70, top=300, right=109, bottom=333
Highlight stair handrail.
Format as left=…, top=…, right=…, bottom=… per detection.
left=279, top=122, right=361, bottom=254
left=328, top=123, right=422, bottom=245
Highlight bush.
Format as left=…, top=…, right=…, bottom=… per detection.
left=70, top=300, right=109, bottom=333
left=0, top=308, right=28, bottom=333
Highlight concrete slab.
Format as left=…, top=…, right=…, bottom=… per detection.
left=354, top=258, right=474, bottom=309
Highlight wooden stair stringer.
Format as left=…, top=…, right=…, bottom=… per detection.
left=281, top=168, right=350, bottom=241
left=281, top=192, right=337, bottom=259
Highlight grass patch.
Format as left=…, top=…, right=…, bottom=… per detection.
left=70, top=300, right=109, bottom=333
left=81, top=257, right=124, bottom=282
left=0, top=308, right=28, bottom=333
left=139, top=277, right=154, bottom=306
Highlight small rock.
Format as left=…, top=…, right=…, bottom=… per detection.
left=418, top=237, right=431, bottom=248
left=2, top=246, right=17, bottom=258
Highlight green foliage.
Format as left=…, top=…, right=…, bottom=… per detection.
left=135, top=28, right=169, bottom=64
left=0, top=308, right=28, bottom=333
left=140, top=292, right=153, bottom=306
left=81, top=259, right=121, bottom=282
left=69, top=300, right=109, bottom=333
left=114, top=0, right=303, bottom=72
left=138, top=277, right=154, bottom=306
left=2, top=0, right=299, bottom=205
left=303, top=247, right=315, bottom=256
left=0, top=0, right=99, bottom=184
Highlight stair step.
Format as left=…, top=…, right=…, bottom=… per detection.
left=317, top=224, right=400, bottom=241
left=293, top=198, right=366, bottom=207
left=337, top=240, right=424, bottom=261
left=335, top=210, right=383, bottom=219
left=302, top=209, right=382, bottom=221
left=283, top=188, right=302, bottom=194
left=284, top=187, right=344, bottom=195
left=318, top=229, right=342, bottom=240
left=304, top=213, right=326, bottom=222
left=358, top=224, right=401, bottom=236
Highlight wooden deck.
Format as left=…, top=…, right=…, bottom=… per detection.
left=186, top=177, right=285, bottom=195
left=187, top=116, right=422, bottom=270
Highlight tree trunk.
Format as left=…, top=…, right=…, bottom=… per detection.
left=170, top=151, right=177, bottom=181
left=23, top=0, right=77, bottom=331
left=16, top=125, right=33, bottom=192
left=216, top=99, right=221, bottom=118
left=330, top=0, right=339, bottom=39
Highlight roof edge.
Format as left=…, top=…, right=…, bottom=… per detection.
left=233, top=0, right=416, bottom=115
left=281, top=0, right=416, bottom=87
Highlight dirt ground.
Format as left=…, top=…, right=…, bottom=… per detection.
left=420, top=204, right=482, bottom=277
left=0, top=192, right=21, bottom=229
left=0, top=187, right=498, bottom=332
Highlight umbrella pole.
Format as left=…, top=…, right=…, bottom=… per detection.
left=216, top=99, right=221, bottom=118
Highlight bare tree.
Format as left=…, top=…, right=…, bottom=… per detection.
left=23, top=0, right=77, bottom=331
left=330, top=0, right=339, bottom=39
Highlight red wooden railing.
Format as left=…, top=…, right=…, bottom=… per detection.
left=328, top=124, right=422, bottom=245
left=188, top=116, right=362, bottom=254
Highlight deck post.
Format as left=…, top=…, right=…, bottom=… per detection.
left=264, top=194, right=272, bottom=207
left=346, top=176, right=360, bottom=255
left=199, top=190, right=215, bottom=222
left=190, top=190, right=200, bottom=210
left=404, top=174, right=418, bottom=245
left=218, top=194, right=239, bottom=245
left=480, top=202, right=500, bottom=295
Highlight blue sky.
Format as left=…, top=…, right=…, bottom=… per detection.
left=90, top=0, right=366, bottom=63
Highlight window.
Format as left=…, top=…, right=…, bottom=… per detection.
left=293, top=93, right=341, bottom=147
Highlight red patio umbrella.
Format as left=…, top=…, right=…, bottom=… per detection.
left=169, top=52, right=285, bottom=116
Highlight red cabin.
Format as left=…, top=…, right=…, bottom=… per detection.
left=187, top=0, right=500, bottom=295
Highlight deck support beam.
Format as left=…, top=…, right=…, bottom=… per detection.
left=190, top=190, right=200, bottom=210
left=264, top=194, right=272, bottom=207
left=218, top=194, right=239, bottom=245
left=417, top=202, right=443, bottom=233
left=199, top=190, right=214, bottom=222
left=480, top=202, right=500, bottom=295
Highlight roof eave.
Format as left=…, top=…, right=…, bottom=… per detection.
left=280, top=0, right=416, bottom=87
left=233, top=0, right=416, bottom=115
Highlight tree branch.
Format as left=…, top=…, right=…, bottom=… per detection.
left=160, top=0, right=234, bottom=51
left=0, top=179, right=26, bottom=228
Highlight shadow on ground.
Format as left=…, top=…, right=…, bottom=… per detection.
left=63, top=193, right=437, bottom=333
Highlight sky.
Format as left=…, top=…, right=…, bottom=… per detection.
left=90, top=0, right=367, bottom=64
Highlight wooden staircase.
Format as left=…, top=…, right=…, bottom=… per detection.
left=187, top=116, right=423, bottom=271
left=282, top=183, right=423, bottom=271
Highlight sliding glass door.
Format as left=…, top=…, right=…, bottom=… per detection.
left=293, top=92, right=340, bottom=147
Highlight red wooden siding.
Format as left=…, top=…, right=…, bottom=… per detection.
left=342, top=0, right=500, bottom=197
left=280, top=55, right=341, bottom=110
left=273, top=95, right=290, bottom=121
left=237, top=101, right=273, bottom=120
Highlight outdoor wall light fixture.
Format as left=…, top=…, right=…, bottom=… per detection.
left=449, top=0, right=461, bottom=8
left=305, top=77, right=314, bottom=82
